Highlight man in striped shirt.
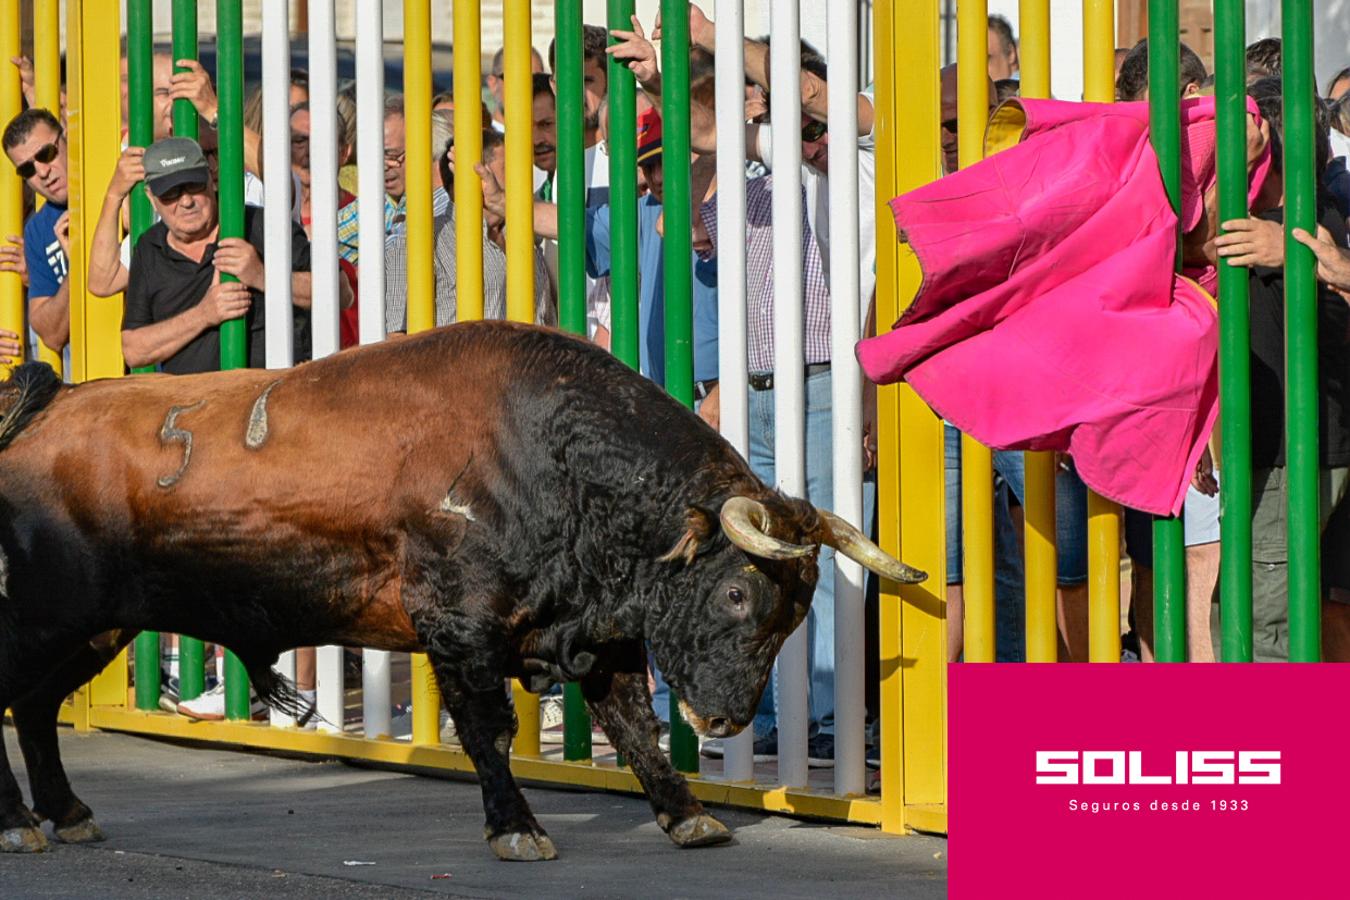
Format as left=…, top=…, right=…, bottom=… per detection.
left=383, top=129, right=552, bottom=332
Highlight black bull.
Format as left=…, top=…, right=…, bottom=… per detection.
left=0, top=322, right=924, bottom=860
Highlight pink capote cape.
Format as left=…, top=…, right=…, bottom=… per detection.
left=855, top=97, right=1270, bottom=515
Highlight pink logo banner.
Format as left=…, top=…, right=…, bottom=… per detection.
left=951, top=663, right=1349, bottom=898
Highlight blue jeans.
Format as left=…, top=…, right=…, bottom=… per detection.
left=992, top=449, right=1089, bottom=586
left=944, top=425, right=1025, bottom=662
left=745, top=370, right=867, bottom=739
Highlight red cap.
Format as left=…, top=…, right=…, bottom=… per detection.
left=636, top=107, right=663, bottom=164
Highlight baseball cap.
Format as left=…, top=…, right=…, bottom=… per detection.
left=636, top=107, right=663, bottom=164
left=143, top=137, right=211, bottom=197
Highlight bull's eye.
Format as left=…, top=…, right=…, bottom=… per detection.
left=727, top=586, right=747, bottom=613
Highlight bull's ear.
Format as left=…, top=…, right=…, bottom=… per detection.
left=659, top=506, right=718, bottom=566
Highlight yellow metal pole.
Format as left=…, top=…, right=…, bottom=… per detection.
left=957, top=0, right=995, bottom=664
left=67, top=0, right=125, bottom=383
left=879, top=0, right=946, bottom=835
left=32, top=1, right=61, bottom=117
left=1015, top=0, right=1058, bottom=662
left=30, top=0, right=62, bottom=374
left=500, top=0, right=541, bottom=756
left=1023, top=454, right=1058, bottom=660
left=0, top=3, right=22, bottom=374
left=503, top=0, right=535, bottom=323
left=1019, top=0, right=1052, bottom=99
left=403, top=0, right=441, bottom=745
left=404, top=0, right=435, bottom=335
left=1082, top=0, right=1123, bottom=663
left=453, top=0, right=484, bottom=321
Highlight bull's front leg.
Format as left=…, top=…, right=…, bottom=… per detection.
left=424, top=650, right=558, bottom=862
left=581, top=666, right=732, bottom=849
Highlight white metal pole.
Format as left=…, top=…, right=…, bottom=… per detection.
left=309, top=0, right=344, bottom=734
left=771, top=0, right=808, bottom=789
left=714, top=0, right=755, bottom=785
left=356, top=0, right=391, bottom=740
left=828, top=0, right=865, bottom=797
left=308, top=0, right=341, bottom=359
left=262, top=0, right=296, bottom=731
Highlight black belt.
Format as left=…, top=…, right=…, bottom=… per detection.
left=694, top=378, right=719, bottom=401
left=748, top=363, right=831, bottom=391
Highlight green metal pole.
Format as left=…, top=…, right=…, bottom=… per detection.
left=1282, top=0, right=1321, bottom=661
left=172, top=0, right=199, bottom=139
left=170, top=0, right=206, bottom=704
left=555, top=0, right=594, bottom=761
left=659, top=0, right=697, bottom=775
left=128, top=0, right=160, bottom=712
left=1147, top=0, right=1187, bottom=662
left=1215, top=0, right=1253, bottom=661
left=217, top=0, right=251, bottom=717
left=606, top=0, right=639, bottom=371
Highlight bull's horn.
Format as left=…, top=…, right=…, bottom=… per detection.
left=818, top=509, right=928, bottom=584
left=719, top=497, right=816, bottom=560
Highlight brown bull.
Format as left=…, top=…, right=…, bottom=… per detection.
left=0, top=321, right=923, bottom=860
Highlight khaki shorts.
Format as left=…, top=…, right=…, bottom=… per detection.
left=1247, top=466, right=1349, bottom=662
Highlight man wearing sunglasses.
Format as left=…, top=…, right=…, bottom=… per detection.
left=2, top=107, right=70, bottom=357
left=122, top=137, right=317, bottom=375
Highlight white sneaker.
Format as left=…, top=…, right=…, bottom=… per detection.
left=176, top=684, right=265, bottom=721
left=540, top=694, right=565, bottom=733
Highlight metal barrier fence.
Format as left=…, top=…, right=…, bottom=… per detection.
left=0, top=0, right=1332, bottom=839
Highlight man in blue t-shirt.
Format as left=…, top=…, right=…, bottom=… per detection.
left=2, top=108, right=70, bottom=357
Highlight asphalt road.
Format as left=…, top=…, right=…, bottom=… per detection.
left=1, top=729, right=947, bottom=899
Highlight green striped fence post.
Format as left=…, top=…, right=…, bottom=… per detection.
left=1147, top=1, right=1188, bottom=662
left=555, top=0, right=595, bottom=761
left=128, top=0, right=159, bottom=712
left=171, top=0, right=208, bottom=704
left=217, top=0, right=251, bottom=719
left=1282, top=0, right=1321, bottom=661
left=606, top=0, right=638, bottom=769
left=1215, top=0, right=1254, bottom=661
left=659, top=0, right=698, bottom=775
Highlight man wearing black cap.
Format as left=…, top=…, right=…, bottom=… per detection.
left=122, top=136, right=325, bottom=374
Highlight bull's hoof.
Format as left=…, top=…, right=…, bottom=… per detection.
left=488, top=830, right=559, bottom=862
left=668, top=813, right=733, bottom=848
left=0, top=825, right=49, bottom=853
left=54, top=817, right=105, bottom=844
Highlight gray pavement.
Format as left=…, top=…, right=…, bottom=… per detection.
left=1, top=729, right=947, bottom=899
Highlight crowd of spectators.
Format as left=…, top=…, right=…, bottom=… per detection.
left=5, top=10, right=1350, bottom=764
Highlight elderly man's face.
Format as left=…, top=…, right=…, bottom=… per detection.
left=152, top=178, right=217, bottom=241
left=531, top=91, right=558, bottom=173
left=7, top=121, right=68, bottom=205
left=384, top=113, right=407, bottom=199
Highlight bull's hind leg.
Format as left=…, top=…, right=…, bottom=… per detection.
left=424, top=652, right=558, bottom=862
left=11, top=631, right=132, bottom=844
left=582, top=660, right=731, bottom=849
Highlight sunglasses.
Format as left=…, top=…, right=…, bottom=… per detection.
left=801, top=120, right=827, bottom=143
left=14, top=137, right=61, bottom=180
left=157, top=181, right=210, bottom=205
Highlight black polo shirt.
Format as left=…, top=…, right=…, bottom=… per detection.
left=124, top=205, right=312, bottom=375
left=1249, top=202, right=1350, bottom=469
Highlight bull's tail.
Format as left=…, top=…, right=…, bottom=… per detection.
left=249, top=662, right=330, bottom=729
left=0, top=362, right=61, bottom=453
